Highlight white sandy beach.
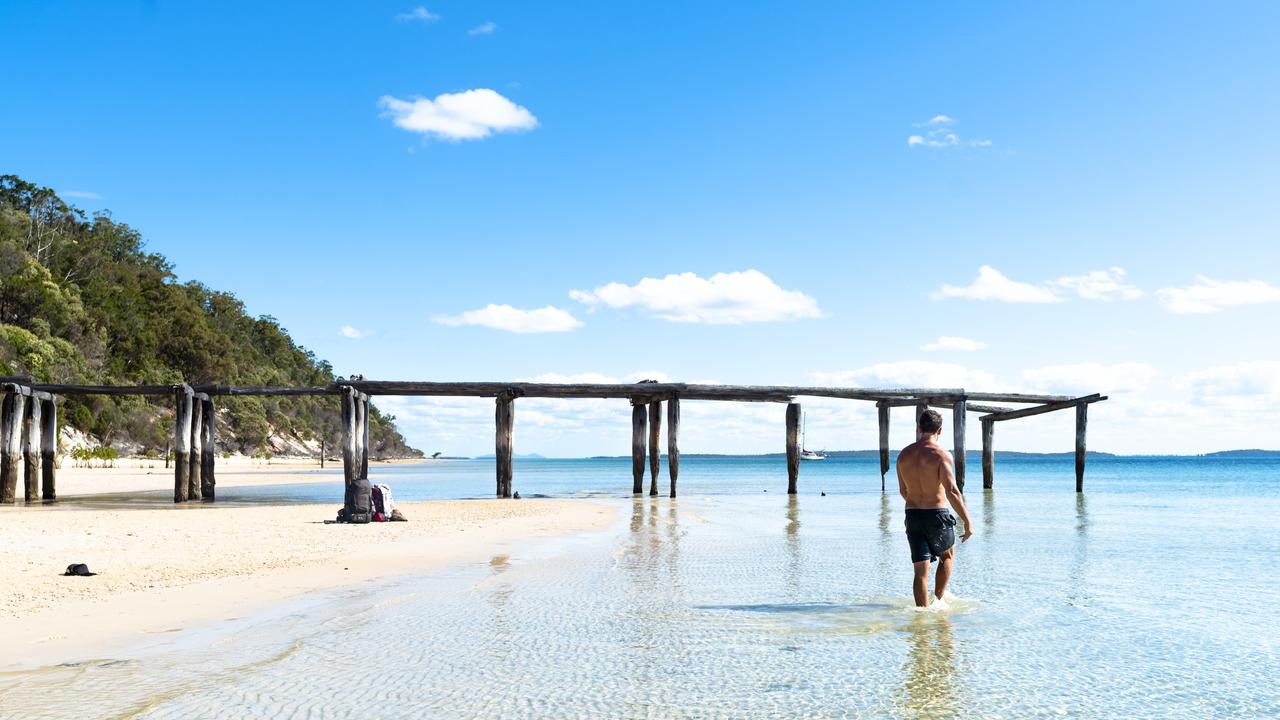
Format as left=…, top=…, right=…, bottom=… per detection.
left=0, top=462, right=614, bottom=670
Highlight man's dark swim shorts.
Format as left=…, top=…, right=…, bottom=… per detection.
left=904, top=508, right=957, bottom=563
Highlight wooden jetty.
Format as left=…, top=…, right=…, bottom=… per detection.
left=0, top=376, right=1106, bottom=508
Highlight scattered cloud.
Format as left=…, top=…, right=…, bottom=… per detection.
left=379, top=89, right=538, bottom=141
left=468, top=22, right=496, bottom=36
left=1155, top=276, right=1280, bottom=314
left=569, top=270, right=821, bottom=324
left=396, top=6, right=439, bottom=22
left=932, top=266, right=1063, bottom=303
left=812, top=361, right=1002, bottom=391
left=60, top=190, right=101, bottom=200
left=340, top=325, right=371, bottom=339
left=433, top=304, right=581, bottom=333
left=1050, top=267, right=1144, bottom=301
left=1181, top=361, right=1280, bottom=409
left=1021, top=363, right=1158, bottom=396
left=908, top=115, right=991, bottom=148
left=921, top=336, right=986, bottom=352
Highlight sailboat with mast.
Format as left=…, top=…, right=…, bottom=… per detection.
left=800, top=411, right=825, bottom=460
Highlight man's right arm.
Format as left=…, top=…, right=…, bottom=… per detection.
left=939, top=452, right=974, bottom=542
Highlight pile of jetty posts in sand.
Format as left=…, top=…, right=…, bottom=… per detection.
left=0, top=376, right=1106, bottom=511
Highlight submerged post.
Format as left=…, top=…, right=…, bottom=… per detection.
left=495, top=392, right=514, bottom=498
left=173, top=385, right=193, bottom=503
left=981, top=417, right=994, bottom=489
left=1, top=392, right=24, bottom=503
left=23, top=397, right=41, bottom=503
left=953, top=399, right=967, bottom=491
left=648, top=400, right=661, bottom=497
left=877, top=401, right=890, bottom=492
left=1075, top=401, right=1087, bottom=493
left=785, top=401, right=800, bottom=495
left=188, top=394, right=203, bottom=501
left=631, top=401, right=646, bottom=495
left=41, top=397, right=57, bottom=501
left=201, top=398, right=216, bottom=500
left=667, top=397, right=680, bottom=498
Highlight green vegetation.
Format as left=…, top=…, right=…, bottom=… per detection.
left=0, top=175, right=420, bottom=458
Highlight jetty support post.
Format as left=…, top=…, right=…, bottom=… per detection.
left=1075, top=401, right=1087, bottom=493
left=495, top=391, right=514, bottom=498
left=340, top=385, right=356, bottom=489
left=201, top=397, right=216, bottom=500
left=667, top=397, right=679, bottom=498
left=41, top=397, right=57, bottom=501
left=188, top=392, right=204, bottom=501
left=23, top=395, right=41, bottom=503
left=173, top=384, right=193, bottom=503
left=981, top=417, right=995, bottom=489
left=785, top=401, right=800, bottom=495
left=1, top=391, right=25, bottom=504
left=631, top=400, right=647, bottom=495
left=359, top=392, right=370, bottom=479
left=648, top=400, right=662, bottom=497
left=877, top=400, right=890, bottom=492
left=915, top=402, right=928, bottom=427
left=953, top=399, right=967, bottom=491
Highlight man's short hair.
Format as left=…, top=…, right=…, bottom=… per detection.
left=918, top=409, right=943, bottom=435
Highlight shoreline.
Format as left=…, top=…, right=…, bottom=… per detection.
left=0, top=494, right=616, bottom=670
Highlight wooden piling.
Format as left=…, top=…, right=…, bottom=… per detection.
left=41, top=398, right=56, bottom=501
left=173, top=386, right=193, bottom=503
left=630, top=402, right=646, bottom=495
left=188, top=395, right=203, bottom=501
left=1075, top=402, right=1087, bottom=493
left=359, top=393, right=370, bottom=479
left=495, top=393, right=514, bottom=498
left=785, top=402, right=800, bottom=495
left=953, top=400, right=967, bottom=491
left=23, top=397, right=41, bottom=503
left=915, top=402, right=928, bottom=429
left=877, top=401, right=890, bottom=491
left=340, top=386, right=356, bottom=489
left=667, top=397, right=680, bottom=498
left=648, top=401, right=661, bottom=496
left=981, top=417, right=994, bottom=489
left=0, top=393, right=23, bottom=503
left=201, top=399, right=216, bottom=500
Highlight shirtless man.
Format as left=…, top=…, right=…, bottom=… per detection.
left=897, top=409, right=974, bottom=607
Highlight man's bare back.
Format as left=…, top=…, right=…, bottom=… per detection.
left=898, top=410, right=974, bottom=607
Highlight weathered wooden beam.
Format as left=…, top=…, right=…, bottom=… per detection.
left=41, top=398, right=56, bottom=501
left=631, top=402, right=647, bottom=495
left=667, top=398, right=680, bottom=498
left=785, top=402, right=800, bottom=495
left=953, top=400, right=967, bottom=492
left=0, top=382, right=52, bottom=401
left=173, top=385, right=193, bottom=503
left=964, top=392, right=1076, bottom=404
left=984, top=394, right=1106, bottom=422
left=919, top=400, right=1013, bottom=414
left=0, top=392, right=18, bottom=503
left=33, top=384, right=178, bottom=396
left=981, top=417, right=995, bottom=489
left=23, top=397, right=41, bottom=503
left=188, top=396, right=203, bottom=501
left=877, top=401, right=890, bottom=491
left=495, top=393, right=514, bottom=498
left=195, top=385, right=338, bottom=396
left=647, top=401, right=661, bottom=497
left=335, top=380, right=963, bottom=402
left=1075, top=402, right=1088, bottom=493
left=201, top=399, right=216, bottom=501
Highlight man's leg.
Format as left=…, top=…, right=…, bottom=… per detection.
left=934, top=547, right=954, bottom=600
left=912, top=560, right=931, bottom=607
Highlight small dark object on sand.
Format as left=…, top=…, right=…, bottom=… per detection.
left=513, top=491, right=521, bottom=499
left=390, top=508, right=408, bottom=522
left=821, top=492, right=826, bottom=496
left=64, top=563, right=97, bottom=577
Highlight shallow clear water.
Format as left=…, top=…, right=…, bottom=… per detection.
left=3, top=457, right=1278, bottom=719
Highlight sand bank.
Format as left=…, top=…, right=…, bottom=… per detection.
left=0, top=495, right=614, bottom=669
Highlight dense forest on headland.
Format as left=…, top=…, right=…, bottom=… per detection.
left=0, top=175, right=419, bottom=458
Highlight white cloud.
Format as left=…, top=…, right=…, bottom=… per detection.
left=61, top=190, right=101, bottom=200
left=1021, top=363, right=1158, bottom=396
left=379, top=89, right=538, bottom=141
left=932, top=265, right=1063, bottom=304
left=433, top=304, right=582, bottom=333
left=468, top=22, right=496, bottom=36
left=1051, top=267, right=1143, bottom=301
left=340, top=325, right=371, bottom=339
left=908, top=115, right=990, bottom=149
left=569, top=269, right=821, bottom=324
left=921, top=336, right=986, bottom=352
left=812, top=361, right=1002, bottom=391
left=1180, top=361, right=1280, bottom=409
left=396, top=6, right=439, bottom=22
left=1156, top=276, right=1280, bottom=314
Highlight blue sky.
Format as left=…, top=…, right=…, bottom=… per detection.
left=3, top=1, right=1279, bottom=456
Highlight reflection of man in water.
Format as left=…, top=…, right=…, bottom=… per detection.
left=897, top=410, right=974, bottom=607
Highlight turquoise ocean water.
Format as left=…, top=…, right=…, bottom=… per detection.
left=2, top=456, right=1277, bottom=719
